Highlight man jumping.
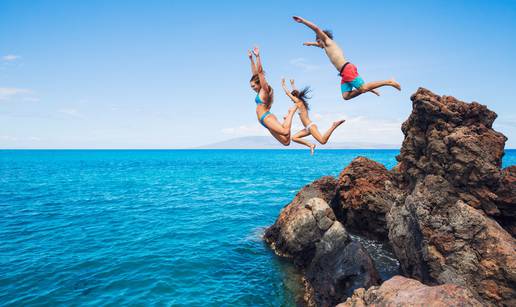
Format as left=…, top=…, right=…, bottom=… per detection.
left=293, top=16, right=401, bottom=101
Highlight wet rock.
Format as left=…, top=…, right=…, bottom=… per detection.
left=305, top=240, right=380, bottom=307
left=263, top=177, right=381, bottom=306
left=337, top=275, right=483, bottom=306
left=337, top=157, right=404, bottom=240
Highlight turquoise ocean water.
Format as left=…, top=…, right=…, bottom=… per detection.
left=1, top=150, right=514, bottom=306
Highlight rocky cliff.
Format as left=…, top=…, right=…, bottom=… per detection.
left=264, top=88, right=515, bottom=306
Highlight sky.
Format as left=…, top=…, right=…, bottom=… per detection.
left=1, top=0, right=515, bottom=148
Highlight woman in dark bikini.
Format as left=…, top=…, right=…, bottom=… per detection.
left=281, top=78, right=345, bottom=155
left=248, top=47, right=297, bottom=146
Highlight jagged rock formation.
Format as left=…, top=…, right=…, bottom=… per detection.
left=264, top=88, right=515, bottom=306
left=263, top=177, right=380, bottom=306
left=336, top=157, right=404, bottom=240
left=387, top=88, right=516, bottom=306
left=337, top=275, right=483, bottom=306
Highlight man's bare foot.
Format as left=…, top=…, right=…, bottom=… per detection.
left=370, top=89, right=381, bottom=96
left=332, top=119, right=346, bottom=128
left=389, top=79, right=401, bottom=91
left=310, top=144, right=316, bottom=156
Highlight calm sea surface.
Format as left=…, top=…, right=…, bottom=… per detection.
left=1, top=150, right=514, bottom=306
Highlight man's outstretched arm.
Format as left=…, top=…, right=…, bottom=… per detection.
left=303, top=42, right=319, bottom=47
left=293, top=16, right=330, bottom=43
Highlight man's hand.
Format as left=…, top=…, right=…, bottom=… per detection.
left=293, top=16, right=304, bottom=23
left=290, top=79, right=295, bottom=86
left=252, top=47, right=260, bottom=57
left=248, top=50, right=253, bottom=59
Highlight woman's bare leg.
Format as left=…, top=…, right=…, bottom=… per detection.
left=342, top=79, right=400, bottom=100
left=263, top=107, right=296, bottom=136
left=292, top=130, right=316, bottom=155
left=282, top=106, right=297, bottom=129
left=269, top=130, right=291, bottom=146
left=310, top=120, right=345, bottom=145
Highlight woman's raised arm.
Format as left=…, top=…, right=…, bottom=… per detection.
left=253, top=47, right=270, bottom=94
left=281, top=78, right=298, bottom=102
left=248, top=50, right=258, bottom=76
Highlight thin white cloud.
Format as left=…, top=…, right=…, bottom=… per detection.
left=0, top=135, right=42, bottom=143
left=220, top=114, right=404, bottom=146
left=2, top=54, right=20, bottom=62
left=23, top=96, right=40, bottom=102
left=222, top=124, right=267, bottom=136
left=326, top=115, right=403, bottom=145
left=0, top=135, right=18, bottom=141
left=290, top=58, right=320, bottom=71
left=57, top=108, right=83, bottom=118
left=0, top=87, right=30, bottom=101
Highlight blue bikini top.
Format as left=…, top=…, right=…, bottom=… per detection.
left=255, top=94, right=265, bottom=105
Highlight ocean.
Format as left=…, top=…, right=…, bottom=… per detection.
left=1, top=149, right=514, bottom=306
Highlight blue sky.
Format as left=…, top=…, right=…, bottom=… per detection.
left=1, top=0, right=515, bottom=148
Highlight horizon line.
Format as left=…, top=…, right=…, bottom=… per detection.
left=1, top=148, right=515, bottom=150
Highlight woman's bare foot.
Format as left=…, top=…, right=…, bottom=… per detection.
left=310, top=144, right=316, bottom=156
left=389, top=79, right=401, bottom=91
left=332, top=119, right=346, bottom=128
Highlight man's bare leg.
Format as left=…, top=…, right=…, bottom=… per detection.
left=342, top=79, right=401, bottom=100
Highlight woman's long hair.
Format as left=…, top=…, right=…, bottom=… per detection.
left=291, top=86, right=311, bottom=110
left=250, top=74, right=274, bottom=106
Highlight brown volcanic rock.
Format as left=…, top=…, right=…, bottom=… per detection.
left=495, top=166, right=516, bottom=236
left=263, top=176, right=340, bottom=266
left=263, top=176, right=381, bottom=306
left=264, top=88, right=516, bottom=306
left=337, top=275, right=483, bottom=307
left=387, top=88, right=516, bottom=305
left=396, top=88, right=507, bottom=214
left=388, top=175, right=516, bottom=304
left=337, top=157, right=404, bottom=240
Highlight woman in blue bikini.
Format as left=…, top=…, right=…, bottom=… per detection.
left=249, top=47, right=297, bottom=146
